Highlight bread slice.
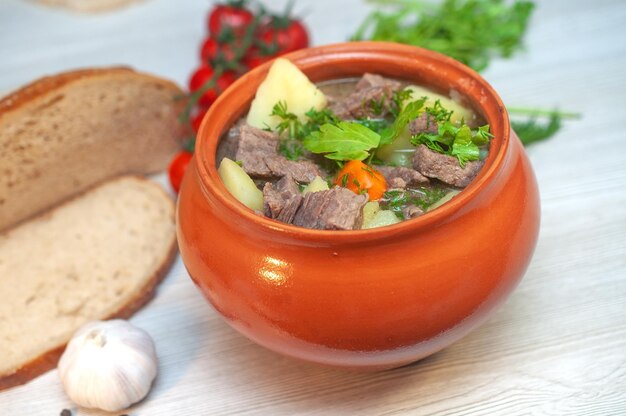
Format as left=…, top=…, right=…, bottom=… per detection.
left=34, top=0, right=142, bottom=13
left=0, top=175, right=176, bottom=390
left=0, top=67, right=187, bottom=232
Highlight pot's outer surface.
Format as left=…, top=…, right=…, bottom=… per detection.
left=177, top=42, right=540, bottom=369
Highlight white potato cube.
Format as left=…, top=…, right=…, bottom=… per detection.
left=246, top=58, right=327, bottom=130
left=362, top=209, right=401, bottom=229
left=361, top=201, right=381, bottom=229
left=302, top=176, right=329, bottom=195
left=403, top=85, right=476, bottom=125
left=218, top=158, right=264, bottom=211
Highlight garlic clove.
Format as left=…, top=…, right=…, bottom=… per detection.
left=58, top=319, right=158, bottom=412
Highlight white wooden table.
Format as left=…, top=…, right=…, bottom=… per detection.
left=1, top=0, right=625, bottom=414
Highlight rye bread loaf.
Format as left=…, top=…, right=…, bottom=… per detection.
left=0, top=175, right=176, bottom=390
left=0, top=67, right=187, bottom=232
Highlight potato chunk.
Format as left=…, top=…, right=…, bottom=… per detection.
left=375, top=126, right=414, bottom=167
left=246, top=58, right=327, bottom=130
left=362, top=209, right=401, bottom=229
left=403, top=85, right=476, bottom=126
left=361, top=201, right=381, bottom=229
left=218, top=158, right=263, bottom=211
left=302, top=176, right=329, bottom=195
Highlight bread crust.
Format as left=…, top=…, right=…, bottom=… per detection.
left=0, top=67, right=189, bottom=232
left=0, top=67, right=181, bottom=118
left=0, top=176, right=178, bottom=391
left=34, top=0, right=141, bottom=13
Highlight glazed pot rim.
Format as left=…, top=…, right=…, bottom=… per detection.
left=193, top=41, right=510, bottom=243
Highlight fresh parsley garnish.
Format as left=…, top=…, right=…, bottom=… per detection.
left=381, top=187, right=449, bottom=218
left=270, top=102, right=342, bottom=160
left=271, top=101, right=301, bottom=139
left=425, top=100, right=454, bottom=124
left=380, top=97, right=427, bottom=145
left=303, top=121, right=381, bottom=161
left=391, top=89, right=414, bottom=117
left=412, top=121, right=493, bottom=167
left=354, top=118, right=391, bottom=133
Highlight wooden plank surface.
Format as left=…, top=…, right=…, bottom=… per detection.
left=1, top=0, right=625, bottom=414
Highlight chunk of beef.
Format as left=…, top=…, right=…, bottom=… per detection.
left=265, top=158, right=323, bottom=184
left=234, top=124, right=323, bottom=183
left=375, top=165, right=429, bottom=189
left=402, top=204, right=424, bottom=219
left=412, top=144, right=483, bottom=188
left=408, top=113, right=439, bottom=136
left=216, top=128, right=239, bottom=163
left=235, top=124, right=279, bottom=177
left=355, top=73, right=402, bottom=90
left=293, top=187, right=368, bottom=230
left=217, top=119, right=246, bottom=162
left=263, top=175, right=302, bottom=224
left=330, top=73, right=402, bottom=120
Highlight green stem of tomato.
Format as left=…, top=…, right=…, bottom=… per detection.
left=179, top=66, right=224, bottom=124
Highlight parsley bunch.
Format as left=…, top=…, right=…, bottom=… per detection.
left=508, top=107, right=581, bottom=146
left=352, top=0, right=535, bottom=72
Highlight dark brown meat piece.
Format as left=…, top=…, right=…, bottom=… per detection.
left=234, top=124, right=323, bottom=183
left=217, top=119, right=246, bottom=162
left=265, top=158, right=323, bottom=184
left=408, top=113, right=439, bottom=136
left=402, top=204, right=424, bottom=219
left=412, top=144, right=483, bottom=188
left=234, top=124, right=279, bottom=177
left=375, top=165, right=430, bottom=189
left=330, top=73, right=402, bottom=120
left=293, top=187, right=368, bottom=230
left=263, top=175, right=302, bottom=224
left=355, top=73, right=402, bottom=90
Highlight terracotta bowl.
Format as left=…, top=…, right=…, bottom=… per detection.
left=177, top=42, right=540, bottom=370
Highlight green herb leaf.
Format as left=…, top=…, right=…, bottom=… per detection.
left=412, top=120, right=492, bottom=167
left=391, top=88, right=414, bottom=116
left=473, top=124, right=493, bottom=145
left=304, top=121, right=381, bottom=161
left=425, top=99, right=454, bottom=123
left=380, top=97, right=427, bottom=145
left=351, top=0, right=535, bottom=72
left=381, top=187, right=449, bottom=218
left=450, top=125, right=479, bottom=167
left=512, top=115, right=561, bottom=146
left=507, top=108, right=581, bottom=146
left=354, top=118, right=391, bottom=133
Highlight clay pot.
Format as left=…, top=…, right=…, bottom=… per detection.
left=177, top=42, right=540, bottom=370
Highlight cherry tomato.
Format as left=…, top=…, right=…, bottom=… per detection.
left=200, top=37, right=239, bottom=65
left=208, top=3, right=254, bottom=36
left=168, top=151, right=193, bottom=194
left=191, top=107, right=209, bottom=133
left=334, top=160, right=387, bottom=200
left=260, top=17, right=309, bottom=55
left=242, top=49, right=274, bottom=69
left=188, top=65, right=237, bottom=106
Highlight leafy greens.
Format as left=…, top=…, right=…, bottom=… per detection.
left=352, top=0, right=535, bottom=73
left=412, top=122, right=493, bottom=167
left=380, top=97, right=427, bottom=145
left=303, top=122, right=381, bottom=161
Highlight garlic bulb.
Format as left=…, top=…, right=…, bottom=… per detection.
left=58, top=319, right=158, bottom=412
